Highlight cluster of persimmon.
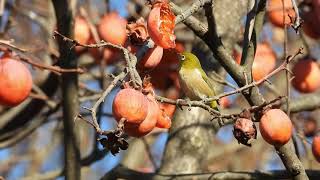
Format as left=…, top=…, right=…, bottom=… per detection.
left=233, top=108, right=293, bottom=147
left=0, top=53, right=33, bottom=107
left=233, top=43, right=320, bottom=94
left=267, top=0, right=320, bottom=39
left=268, top=0, right=320, bottom=160
left=112, top=82, right=171, bottom=137
left=73, top=0, right=178, bottom=137
left=73, top=0, right=180, bottom=94
left=233, top=42, right=276, bottom=81
left=73, top=0, right=177, bottom=68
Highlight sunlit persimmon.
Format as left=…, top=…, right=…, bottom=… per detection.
left=124, top=96, right=159, bottom=137
left=252, top=43, right=276, bottom=81
left=267, top=0, right=296, bottom=28
left=74, top=16, right=91, bottom=52
left=147, top=1, right=176, bottom=49
left=259, top=109, right=293, bottom=146
left=234, top=43, right=276, bottom=81
left=312, top=136, right=320, bottom=162
left=98, top=12, right=127, bottom=45
left=0, top=57, right=32, bottom=106
left=112, top=88, right=149, bottom=124
left=292, top=59, right=320, bottom=93
left=138, top=45, right=163, bottom=70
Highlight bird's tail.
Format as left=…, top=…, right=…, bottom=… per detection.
left=211, top=100, right=219, bottom=110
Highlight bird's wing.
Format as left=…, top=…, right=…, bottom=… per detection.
left=198, top=68, right=216, bottom=96
left=193, top=68, right=215, bottom=97
left=198, top=68, right=219, bottom=109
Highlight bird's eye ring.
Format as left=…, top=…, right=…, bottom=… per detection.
left=181, top=55, right=186, bottom=60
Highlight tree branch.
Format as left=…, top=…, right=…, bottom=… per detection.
left=52, top=0, right=80, bottom=179
left=101, top=165, right=320, bottom=180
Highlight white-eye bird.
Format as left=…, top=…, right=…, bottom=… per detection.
left=178, top=52, right=218, bottom=109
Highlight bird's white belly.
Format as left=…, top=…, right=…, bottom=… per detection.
left=178, top=68, right=209, bottom=100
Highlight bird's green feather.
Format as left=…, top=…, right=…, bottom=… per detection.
left=179, top=52, right=218, bottom=109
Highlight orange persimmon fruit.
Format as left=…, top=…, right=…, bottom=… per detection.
left=0, top=57, right=33, bottom=106
left=267, top=0, right=296, bottom=28
left=124, top=96, right=159, bottom=137
left=312, top=136, right=320, bottom=162
left=147, top=1, right=176, bottom=49
left=112, top=88, right=149, bottom=124
left=234, top=43, right=276, bottom=81
left=98, top=12, right=127, bottom=45
left=259, top=109, right=293, bottom=146
left=74, top=16, right=91, bottom=52
left=292, top=59, right=320, bottom=93
left=138, top=45, right=163, bottom=70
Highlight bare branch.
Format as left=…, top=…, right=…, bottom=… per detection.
left=101, top=165, right=320, bottom=180
left=174, top=0, right=211, bottom=24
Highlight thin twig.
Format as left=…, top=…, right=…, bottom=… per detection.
left=0, top=40, right=84, bottom=74
left=81, top=71, right=127, bottom=134
left=155, top=48, right=302, bottom=120
left=174, top=0, right=211, bottom=24
left=204, top=47, right=303, bottom=103
left=209, top=72, right=238, bottom=90
left=19, top=56, right=85, bottom=74
left=290, top=0, right=301, bottom=32
left=53, top=31, right=142, bottom=88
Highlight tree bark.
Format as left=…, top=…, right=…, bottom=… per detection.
left=158, top=107, right=217, bottom=175
left=158, top=0, right=248, bottom=175
left=52, top=0, right=80, bottom=179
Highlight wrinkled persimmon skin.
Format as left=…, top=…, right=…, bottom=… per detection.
left=147, top=2, right=176, bottom=49
left=259, top=109, right=293, bottom=147
left=112, top=88, right=149, bottom=124
left=138, top=45, right=163, bottom=70
left=267, top=0, right=296, bottom=27
left=98, top=12, right=127, bottom=45
left=312, top=136, right=320, bottom=162
left=0, top=58, right=32, bottom=106
left=292, top=59, right=320, bottom=93
left=124, top=97, right=159, bottom=137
